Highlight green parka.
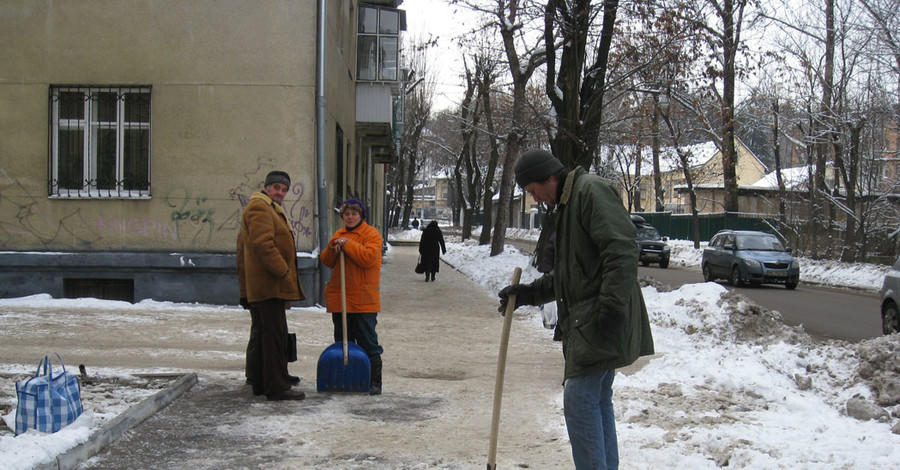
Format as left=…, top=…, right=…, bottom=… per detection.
left=531, top=168, right=654, bottom=379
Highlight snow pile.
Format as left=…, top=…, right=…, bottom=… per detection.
left=0, top=372, right=170, bottom=470
left=618, top=283, right=898, bottom=468
left=857, top=335, right=900, bottom=408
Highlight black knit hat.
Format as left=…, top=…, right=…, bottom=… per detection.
left=264, top=170, right=291, bottom=188
left=515, top=149, right=565, bottom=188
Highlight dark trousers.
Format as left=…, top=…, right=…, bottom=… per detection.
left=245, top=305, right=260, bottom=381
left=251, top=298, right=292, bottom=396
left=331, top=312, right=383, bottom=364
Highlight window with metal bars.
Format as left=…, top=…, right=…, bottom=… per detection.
left=49, top=86, right=151, bottom=198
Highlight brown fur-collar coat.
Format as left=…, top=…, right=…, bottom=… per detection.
left=237, top=191, right=304, bottom=304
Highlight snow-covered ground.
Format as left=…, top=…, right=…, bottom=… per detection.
left=1, top=230, right=898, bottom=469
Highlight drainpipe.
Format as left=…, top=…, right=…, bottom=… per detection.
left=315, top=0, right=330, bottom=303
left=366, top=147, right=373, bottom=212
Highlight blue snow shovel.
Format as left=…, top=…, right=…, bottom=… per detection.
left=317, top=251, right=371, bottom=392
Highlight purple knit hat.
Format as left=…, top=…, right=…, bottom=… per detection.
left=340, top=197, right=366, bottom=219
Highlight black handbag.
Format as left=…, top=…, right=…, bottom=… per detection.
left=415, top=255, right=425, bottom=274
left=286, top=332, right=297, bottom=362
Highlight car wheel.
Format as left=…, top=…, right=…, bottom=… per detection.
left=702, top=263, right=713, bottom=282
left=641, top=260, right=651, bottom=267
left=883, top=301, right=900, bottom=335
left=730, top=266, right=744, bottom=287
left=785, top=281, right=798, bottom=290
left=659, top=257, right=670, bottom=269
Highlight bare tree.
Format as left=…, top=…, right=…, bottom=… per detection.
left=543, top=0, right=620, bottom=170
left=396, top=36, right=436, bottom=230
left=454, top=0, right=548, bottom=255
left=475, top=51, right=505, bottom=245
left=453, top=58, right=483, bottom=240
left=666, top=0, right=759, bottom=212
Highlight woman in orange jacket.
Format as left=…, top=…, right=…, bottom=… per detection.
left=319, top=197, right=384, bottom=394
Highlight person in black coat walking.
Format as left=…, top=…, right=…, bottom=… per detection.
left=418, top=221, right=446, bottom=282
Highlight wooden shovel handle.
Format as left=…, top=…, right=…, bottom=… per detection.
left=487, top=267, right=522, bottom=469
left=340, top=251, right=349, bottom=366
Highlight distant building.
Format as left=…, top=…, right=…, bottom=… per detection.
left=412, top=171, right=452, bottom=224
left=617, top=139, right=768, bottom=214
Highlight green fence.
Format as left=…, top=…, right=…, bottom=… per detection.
left=633, top=212, right=782, bottom=242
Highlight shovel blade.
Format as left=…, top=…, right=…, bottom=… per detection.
left=316, top=342, right=371, bottom=392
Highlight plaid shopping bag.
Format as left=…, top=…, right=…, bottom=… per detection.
left=15, top=353, right=83, bottom=435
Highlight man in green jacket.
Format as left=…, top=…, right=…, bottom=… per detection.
left=499, top=149, right=655, bottom=470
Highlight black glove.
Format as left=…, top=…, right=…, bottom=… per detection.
left=239, top=297, right=250, bottom=310
left=498, top=283, right=536, bottom=315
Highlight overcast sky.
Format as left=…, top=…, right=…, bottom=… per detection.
left=402, top=0, right=478, bottom=111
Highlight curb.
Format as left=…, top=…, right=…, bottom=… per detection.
left=37, top=372, right=199, bottom=470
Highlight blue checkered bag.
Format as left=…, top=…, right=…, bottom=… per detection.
left=15, top=353, right=83, bottom=435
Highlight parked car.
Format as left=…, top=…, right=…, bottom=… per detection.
left=631, top=215, right=670, bottom=268
left=701, top=229, right=799, bottom=289
left=880, top=258, right=900, bottom=334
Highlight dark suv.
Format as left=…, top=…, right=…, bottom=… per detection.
left=631, top=215, right=670, bottom=268
left=702, top=229, right=799, bottom=289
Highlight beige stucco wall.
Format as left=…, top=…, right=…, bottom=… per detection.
left=0, top=0, right=353, bottom=253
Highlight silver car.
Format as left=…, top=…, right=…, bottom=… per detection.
left=701, top=230, right=800, bottom=289
left=880, top=258, right=900, bottom=334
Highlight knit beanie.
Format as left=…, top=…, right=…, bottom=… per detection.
left=514, top=149, right=565, bottom=188
left=340, top=197, right=367, bottom=219
left=264, top=170, right=291, bottom=188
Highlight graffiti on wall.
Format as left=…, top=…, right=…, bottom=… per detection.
left=165, top=188, right=217, bottom=247
left=0, top=169, right=101, bottom=247
left=289, top=181, right=313, bottom=238
left=0, top=160, right=314, bottom=250
left=228, top=160, right=314, bottom=249
left=94, top=216, right=178, bottom=241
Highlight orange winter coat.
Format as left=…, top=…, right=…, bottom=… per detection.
left=320, top=221, right=383, bottom=313
left=237, top=192, right=304, bottom=304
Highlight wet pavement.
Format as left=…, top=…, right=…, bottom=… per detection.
left=4, top=244, right=572, bottom=469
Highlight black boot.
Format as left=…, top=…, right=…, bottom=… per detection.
left=370, top=361, right=383, bottom=395
left=425, top=273, right=430, bottom=282
left=430, top=272, right=436, bottom=282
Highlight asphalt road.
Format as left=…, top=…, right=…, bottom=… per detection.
left=504, top=236, right=882, bottom=343
left=638, top=264, right=883, bottom=342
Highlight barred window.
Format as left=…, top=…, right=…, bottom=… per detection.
left=50, top=86, right=151, bottom=198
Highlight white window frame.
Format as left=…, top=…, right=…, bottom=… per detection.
left=357, top=5, right=401, bottom=83
left=50, top=86, right=151, bottom=198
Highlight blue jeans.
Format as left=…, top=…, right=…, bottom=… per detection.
left=564, top=370, right=618, bottom=470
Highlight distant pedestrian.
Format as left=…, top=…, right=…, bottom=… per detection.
left=498, top=149, right=654, bottom=469
left=237, top=170, right=306, bottom=401
left=418, top=221, right=446, bottom=282
left=411, top=217, right=420, bottom=230
left=320, top=197, right=385, bottom=395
